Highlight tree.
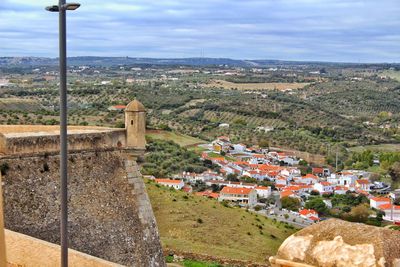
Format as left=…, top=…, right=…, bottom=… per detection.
left=227, top=173, right=239, bottom=182
left=369, top=173, right=381, bottom=183
left=388, top=162, right=400, bottom=182
left=258, top=139, right=269, bottom=149
left=345, top=204, right=371, bottom=223
left=310, top=190, right=320, bottom=196
left=298, top=159, right=308, bottom=166
left=305, top=198, right=328, bottom=215
left=281, top=196, right=301, bottom=211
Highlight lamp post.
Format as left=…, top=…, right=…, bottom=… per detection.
left=45, top=2, right=80, bottom=267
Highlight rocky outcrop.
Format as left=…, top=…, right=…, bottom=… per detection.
left=270, top=219, right=400, bottom=267
left=1, top=149, right=165, bottom=267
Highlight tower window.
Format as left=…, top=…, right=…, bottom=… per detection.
left=131, top=120, right=133, bottom=125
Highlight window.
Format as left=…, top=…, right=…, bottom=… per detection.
left=131, top=120, right=133, bottom=125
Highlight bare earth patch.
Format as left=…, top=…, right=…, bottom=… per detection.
left=203, top=80, right=309, bottom=91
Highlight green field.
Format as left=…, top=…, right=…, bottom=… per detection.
left=146, top=180, right=296, bottom=264
left=146, top=130, right=206, bottom=147
left=382, top=70, right=400, bottom=82
left=0, top=98, right=42, bottom=111
left=348, top=143, right=400, bottom=153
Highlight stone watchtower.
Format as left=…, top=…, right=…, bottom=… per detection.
left=125, top=99, right=146, bottom=149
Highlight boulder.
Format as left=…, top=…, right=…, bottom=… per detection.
left=270, top=219, right=400, bottom=267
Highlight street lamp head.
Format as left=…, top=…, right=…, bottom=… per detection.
left=64, top=3, right=80, bottom=10
left=45, top=5, right=59, bottom=12
left=45, top=3, right=80, bottom=12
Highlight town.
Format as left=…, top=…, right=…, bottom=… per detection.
left=151, top=135, right=400, bottom=228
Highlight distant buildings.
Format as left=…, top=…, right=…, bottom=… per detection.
left=108, top=105, right=127, bottom=112
left=218, top=186, right=257, bottom=207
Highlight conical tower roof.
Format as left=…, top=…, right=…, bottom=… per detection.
left=125, top=99, right=145, bottom=112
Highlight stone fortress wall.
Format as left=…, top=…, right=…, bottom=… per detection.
left=0, top=126, right=127, bottom=155
left=0, top=99, right=146, bottom=156
left=0, top=100, right=166, bottom=266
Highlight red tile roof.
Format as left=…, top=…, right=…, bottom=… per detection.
left=284, top=185, right=301, bottom=191
left=299, top=209, right=318, bottom=216
left=304, top=174, right=318, bottom=179
left=155, top=179, right=183, bottom=184
left=312, top=167, right=324, bottom=173
left=356, top=179, right=370, bottom=185
left=320, top=181, right=331, bottom=186
left=220, top=187, right=253, bottom=195
left=371, top=197, right=390, bottom=202
left=255, top=186, right=270, bottom=190
left=195, top=190, right=219, bottom=199
left=378, top=203, right=400, bottom=210
left=309, top=216, right=320, bottom=221
left=112, top=105, right=127, bottom=109
left=280, top=190, right=295, bottom=198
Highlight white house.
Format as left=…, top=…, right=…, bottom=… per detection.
left=334, top=185, right=348, bottom=195
left=276, top=176, right=288, bottom=186
left=338, top=173, right=358, bottom=189
left=370, top=197, right=390, bottom=209
left=180, top=170, right=224, bottom=183
left=218, top=186, right=257, bottom=207
left=255, top=186, right=271, bottom=198
left=243, top=170, right=267, bottom=181
left=232, top=143, right=246, bottom=152
left=355, top=179, right=371, bottom=192
left=313, top=181, right=334, bottom=194
left=155, top=179, right=184, bottom=190
left=301, top=174, right=319, bottom=185
left=378, top=203, right=400, bottom=222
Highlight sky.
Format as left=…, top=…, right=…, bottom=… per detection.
left=0, top=0, right=399, bottom=63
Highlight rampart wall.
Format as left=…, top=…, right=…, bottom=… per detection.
left=1, top=149, right=165, bottom=266
left=0, top=129, right=127, bottom=155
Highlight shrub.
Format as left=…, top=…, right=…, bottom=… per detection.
left=165, top=255, right=174, bottom=263
left=254, top=205, right=263, bottom=211
left=197, top=218, right=203, bottom=224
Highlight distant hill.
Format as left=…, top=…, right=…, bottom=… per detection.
left=1, top=56, right=397, bottom=68
left=145, top=180, right=297, bottom=264
left=0, top=56, right=256, bottom=67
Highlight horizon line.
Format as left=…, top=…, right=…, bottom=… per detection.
left=1, top=55, right=399, bottom=65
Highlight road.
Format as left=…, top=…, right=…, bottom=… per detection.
left=255, top=208, right=313, bottom=228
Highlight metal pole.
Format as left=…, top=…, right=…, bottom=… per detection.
left=0, top=173, right=6, bottom=267
left=58, top=0, right=68, bottom=266
left=391, top=196, right=394, bottom=222
left=335, top=147, right=338, bottom=172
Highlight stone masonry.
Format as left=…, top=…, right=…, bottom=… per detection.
left=1, top=149, right=166, bottom=267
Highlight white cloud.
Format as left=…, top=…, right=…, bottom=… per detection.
left=0, top=0, right=399, bottom=62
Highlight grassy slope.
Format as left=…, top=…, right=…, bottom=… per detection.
left=145, top=180, right=296, bottom=264
left=146, top=130, right=206, bottom=147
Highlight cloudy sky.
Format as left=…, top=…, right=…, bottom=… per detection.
left=1, top=0, right=399, bottom=62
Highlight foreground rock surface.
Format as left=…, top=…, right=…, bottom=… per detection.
left=272, top=219, right=400, bottom=267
